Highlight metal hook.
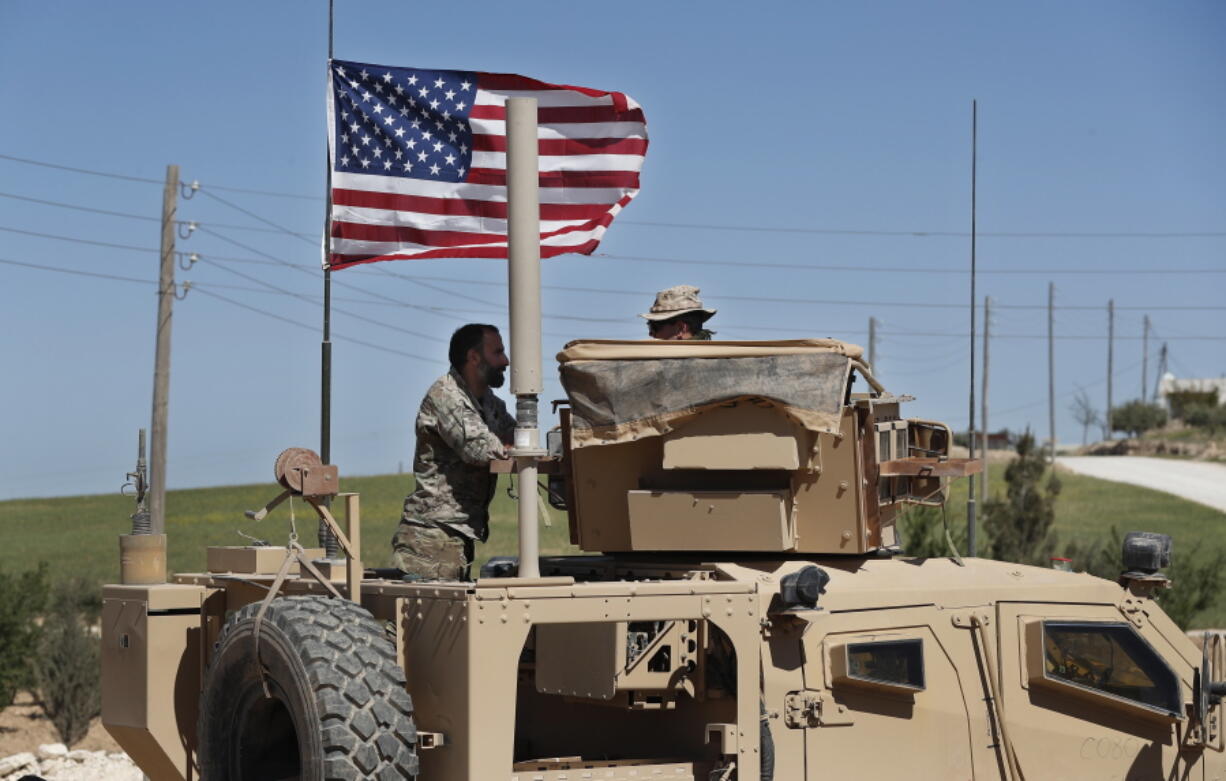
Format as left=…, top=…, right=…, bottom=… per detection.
left=177, top=221, right=197, bottom=240
left=178, top=251, right=199, bottom=271
left=174, top=281, right=193, bottom=301
left=180, top=180, right=200, bottom=200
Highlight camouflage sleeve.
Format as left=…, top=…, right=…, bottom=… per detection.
left=491, top=396, right=516, bottom=445
left=421, top=393, right=507, bottom=466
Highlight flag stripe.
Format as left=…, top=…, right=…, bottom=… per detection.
left=469, top=118, right=647, bottom=141
left=468, top=104, right=645, bottom=125
left=470, top=135, right=648, bottom=156
left=464, top=168, right=640, bottom=189
left=332, top=187, right=611, bottom=220
left=331, top=208, right=592, bottom=238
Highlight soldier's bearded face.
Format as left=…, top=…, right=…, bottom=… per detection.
left=480, top=332, right=509, bottom=388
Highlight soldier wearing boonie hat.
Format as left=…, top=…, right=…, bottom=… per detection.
left=639, top=285, right=717, bottom=341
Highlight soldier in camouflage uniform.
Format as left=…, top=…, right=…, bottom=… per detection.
left=391, top=324, right=516, bottom=580
left=640, top=284, right=717, bottom=340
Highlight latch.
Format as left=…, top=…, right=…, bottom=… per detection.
left=784, top=690, right=852, bottom=728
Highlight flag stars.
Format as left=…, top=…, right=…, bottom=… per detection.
left=372, top=104, right=384, bottom=114
left=444, top=89, right=456, bottom=101
left=429, top=163, right=441, bottom=176
left=394, top=127, right=406, bottom=138
left=394, top=84, right=404, bottom=95
left=374, top=82, right=384, bottom=94
left=383, top=114, right=396, bottom=126
left=432, top=141, right=443, bottom=153
left=360, top=134, right=372, bottom=146
left=373, top=147, right=383, bottom=158
left=454, top=101, right=467, bottom=112
left=433, top=77, right=445, bottom=89
left=429, top=99, right=440, bottom=111
left=459, top=80, right=472, bottom=91
left=457, top=166, right=466, bottom=177
left=361, top=90, right=373, bottom=102
left=417, top=151, right=428, bottom=162
left=444, top=153, right=456, bottom=166
left=382, top=71, right=393, bottom=83
left=418, top=87, right=429, bottom=99
left=383, top=160, right=393, bottom=170
left=360, top=158, right=371, bottom=168
left=407, top=74, right=418, bottom=86
left=359, top=69, right=369, bottom=79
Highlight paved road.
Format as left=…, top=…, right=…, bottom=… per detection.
left=1057, top=456, right=1226, bottom=513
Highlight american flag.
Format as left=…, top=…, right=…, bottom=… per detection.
left=325, top=59, right=648, bottom=269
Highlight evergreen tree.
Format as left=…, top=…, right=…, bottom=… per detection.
left=984, top=430, right=1062, bottom=566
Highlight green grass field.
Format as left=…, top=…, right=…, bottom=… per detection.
left=933, top=462, right=1226, bottom=627
left=1, top=465, right=1221, bottom=626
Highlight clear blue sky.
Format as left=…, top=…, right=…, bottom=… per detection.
left=1, top=1, right=1223, bottom=500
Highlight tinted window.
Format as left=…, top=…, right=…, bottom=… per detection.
left=1043, top=622, right=1181, bottom=715
left=847, top=639, right=924, bottom=690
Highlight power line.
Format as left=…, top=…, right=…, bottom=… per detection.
left=592, top=252, right=1226, bottom=276
left=191, top=287, right=435, bottom=361
left=615, top=219, right=1226, bottom=239
left=0, top=190, right=317, bottom=237
left=0, top=256, right=155, bottom=285
left=0, top=153, right=164, bottom=185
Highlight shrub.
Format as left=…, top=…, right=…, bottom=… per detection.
left=1168, top=390, right=1219, bottom=421
left=898, top=505, right=965, bottom=559
left=33, top=582, right=102, bottom=747
left=1110, top=401, right=1167, bottom=437
left=984, top=430, right=1062, bottom=566
left=0, top=563, right=49, bottom=708
left=1183, top=403, right=1226, bottom=434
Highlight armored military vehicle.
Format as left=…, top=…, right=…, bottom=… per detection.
left=100, top=98, right=1223, bottom=780
left=100, top=336, right=1225, bottom=780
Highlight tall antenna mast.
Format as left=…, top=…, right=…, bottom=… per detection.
left=966, top=99, right=978, bottom=558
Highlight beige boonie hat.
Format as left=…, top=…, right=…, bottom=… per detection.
left=639, top=285, right=717, bottom=322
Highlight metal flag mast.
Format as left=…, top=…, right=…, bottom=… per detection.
left=318, top=0, right=338, bottom=557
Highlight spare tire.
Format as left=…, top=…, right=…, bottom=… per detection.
left=199, top=595, right=418, bottom=780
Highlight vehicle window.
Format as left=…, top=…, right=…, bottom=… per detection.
left=1042, top=622, right=1181, bottom=716
left=846, top=639, right=924, bottom=690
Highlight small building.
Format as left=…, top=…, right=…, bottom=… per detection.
left=1156, top=373, right=1226, bottom=414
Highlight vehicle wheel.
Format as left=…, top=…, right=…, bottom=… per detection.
left=199, top=595, right=418, bottom=780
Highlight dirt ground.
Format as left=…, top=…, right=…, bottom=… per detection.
left=0, top=691, right=120, bottom=758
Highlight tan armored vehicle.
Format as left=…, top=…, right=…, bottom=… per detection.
left=101, top=102, right=1223, bottom=780
left=100, top=337, right=1226, bottom=780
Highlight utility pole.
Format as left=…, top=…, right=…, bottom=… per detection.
left=149, top=164, right=179, bottom=534
left=1106, top=299, right=1114, bottom=438
left=980, top=296, right=990, bottom=508
left=1048, top=282, right=1056, bottom=464
left=868, top=317, right=878, bottom=369
left=1153, top=342, right=1169, bottom=403
left=1141, top=315, right=1150, bottom=403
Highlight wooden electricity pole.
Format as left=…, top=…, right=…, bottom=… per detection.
left=1048, top=282, right=1056, bottom=464
left=149, top=164, right=179, bottom=534
left=1141, top=315, right=1151, bottom=403
left=1106, top=299, right=1115, bottom=438
left=868, top=317, right=878, bottom=368
left=980, top=296, right=990, bottom=507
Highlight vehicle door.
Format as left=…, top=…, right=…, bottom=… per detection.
left=799, top=606, right=979, bottom=779
left=994, top=602, right=1201, bottom=781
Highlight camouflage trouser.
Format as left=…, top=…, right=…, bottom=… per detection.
left=390, top=522, right=474, bottom=581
